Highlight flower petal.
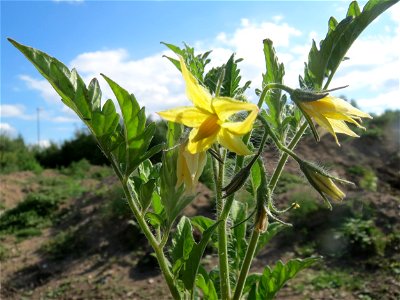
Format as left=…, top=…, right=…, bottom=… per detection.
left=221, top=108, right=259, bottom=135
left=157, top=106, right=210, bottom=128
left=180, top=56, right=213, bottom=113
left=326, top=119, right=359, bottom=137
left=187, top=128, right=218, bottom=154
left=212, top=97, right=259, bottom=121
left=312, top=96, right=372, bottom=119
left=217, top=129, right=252, bottom=156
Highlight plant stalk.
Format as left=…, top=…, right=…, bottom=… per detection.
left=213, top=149, right=231, bottom=300
left=232, top=229, right=260, bottom=300
left=107, top=158, right=181, bottom=300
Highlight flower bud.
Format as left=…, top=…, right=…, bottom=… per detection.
left=255, top=205, right=268, bottom=233
left=300, top=162, right=348, bottom=207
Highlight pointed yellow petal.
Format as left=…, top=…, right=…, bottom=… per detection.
left=327, top=119, right=359, bottom=137
left=176, top=146, right=186, bottom=189
left=212, top=97, right=259, bottom=121
left=179, top=56, right=213, bottom=113
left=312, top=113, right=340, bottom=145
left=187, top=128, right=218, bottom=154
left=157, top=106, right=210, bottom=127
left=221, top=108, right=258, bottom=135
left=313, top=96, right=372, bottom=119
left=183, top=150, right=207, bottom=183
left=217, top=129, right=252, bottom=156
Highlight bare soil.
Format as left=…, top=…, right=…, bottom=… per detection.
left=1, top=127, right=399, bottom=300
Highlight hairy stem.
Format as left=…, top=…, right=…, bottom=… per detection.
left=213, top=149, right=231, bottom=300
left=108, top=158, right=180, bottom=300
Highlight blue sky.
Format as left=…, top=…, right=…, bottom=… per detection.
left=1, top=0, right=399, bottom=146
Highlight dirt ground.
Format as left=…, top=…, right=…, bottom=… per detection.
left=1, top=126, right=399, bottom=299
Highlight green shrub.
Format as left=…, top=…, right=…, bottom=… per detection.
left=0, top=193, right=58, bottom=236
left=35, top=129, right=109, bottom=168
left=60, top=159, right=91, bottom=178
left=0, top=134, right=42, bottom=174
left=339, top=218, right=385, bottom=257
left=347, top=165, right=377, bottom=191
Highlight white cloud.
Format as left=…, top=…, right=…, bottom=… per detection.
left=0, top=123, right=17, bottom=136
left=357, top=89, right=400, bottom=115
left=19, top=75, right=61, bottom=105
left=17, top=14, right=398, bottom=120
left=36, top=139, right=51, bottom=148
left=69, top=49, right=189, bottom=113
left=0, top=104, right=26, bottom=117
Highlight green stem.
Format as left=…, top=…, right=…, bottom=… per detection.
left=108, top=158, right=180, bottom=300
left=268, top=122, right=308, bottom=192
left=232, top=229, right=260, bottom=300
left=214, top=150, right=231, bottom=300
left=233, top=158, right=269, bottom=300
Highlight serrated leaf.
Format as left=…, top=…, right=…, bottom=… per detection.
left=196, top=273, right=218, bottom=300
left=257, top=257, right=321, bottom=299
left=171, top=216, right=195, bottom=264
left=304, top=0, right=397, bottom=89
left=262, top=38, right=285, bottom=130
left=181, top=221, right=220, bottom=291
left=139, top=179, right=156, bottom=212
left=8, top=39, right=124, bottom=162
left=221, top=54, right=251, bottom=98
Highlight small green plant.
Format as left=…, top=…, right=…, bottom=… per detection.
left=0, top=193, right=58, bottom=236
left=40, top=227, right=86, bottom=259
left=8, top=1, right=396, bottom=298
left=347, top=165, right=378, bottom=191
left=339, top=218, right=386, bottom=257
left=60, top=158, right=91, bottom=178
left=311, top=269, right=363, bottom=291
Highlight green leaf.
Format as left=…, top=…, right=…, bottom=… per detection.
left=255, top=223, right=286, bottom=255
left=8, top=39, right=124, bottom=161
left=162, top=41, right=211, bottom=82
left=221, top=54, right=251, bottom=98
left=262, top=38, right=285, bottom=130
left=229, top=200, right=248, bottom=270
left=243, top=273, right=262, bottom=298
left=181, top=221, right=220, bottom=291
left=160, top=122, right=193, bottom=225
left=304, top=0, right=398, bottom=89
left=171, top=216, right=195, bottom=265
left=196, top=273, right=218, bottom=300
left=8, top=39, right=93, bottom=120
left=257, top=257, right=321, bottom=299
left=139, top=179, right=156, bottom=212
left=101, top=74, right=162, bottom=176
left=190, top=216, right=215, bottom=234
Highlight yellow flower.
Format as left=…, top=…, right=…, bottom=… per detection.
left=297, top=95, right=372, bottom=145
left=176, top=143, right=207, bottom=194
left=158, top=57, right=258, bottom=155
left=300, top=164, right=346, bottom=203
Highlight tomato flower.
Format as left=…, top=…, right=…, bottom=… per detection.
left=176, top=143, right=206, bottom=194
left=296, top=95, right=372, bottom=145
left=158, top=57, right=258, bottom=155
